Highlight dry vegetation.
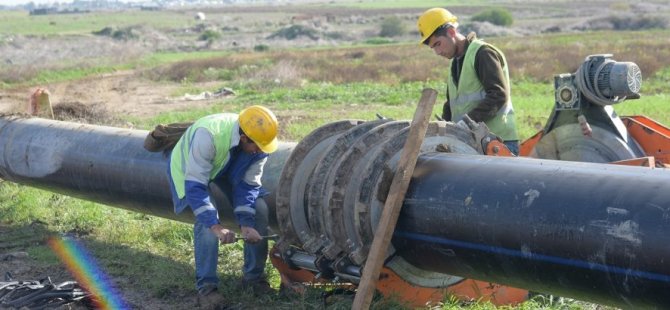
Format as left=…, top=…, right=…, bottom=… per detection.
left=148, top=33, right=670, bottom=89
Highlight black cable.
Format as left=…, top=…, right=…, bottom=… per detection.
left=0, top=277, right=93, bottom=309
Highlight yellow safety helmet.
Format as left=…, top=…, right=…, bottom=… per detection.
left=417, top=8, right=458, bottom=44
left=238, top=105, right=279, bottom=154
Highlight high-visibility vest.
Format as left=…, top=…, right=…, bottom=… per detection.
left=170, top=113, right=237, bottom=198
left=447, top=39, right=518, bottom=141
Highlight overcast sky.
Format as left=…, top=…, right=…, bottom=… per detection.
left=2, top=0, right=75, bottom=4
left=4, top=0, right=143, bottom=4
left=3, top=0, right=65, bottom=3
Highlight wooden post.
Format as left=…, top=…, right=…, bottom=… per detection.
left=352, top=88, right=437, bottom=309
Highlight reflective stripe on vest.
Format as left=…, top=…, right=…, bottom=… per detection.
left=170, top=113, right=237, bottom=198
left=447, top=39, right=518, bottom=141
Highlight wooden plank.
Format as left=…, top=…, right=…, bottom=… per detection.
left=352, top=88, right=437, bottom=309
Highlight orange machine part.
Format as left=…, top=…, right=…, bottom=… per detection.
left=375, top=267, right=528, bottom=308
left=485, top=140, right=515, bottom=157
left=610, top=156, right=656, bottom=168
left=269, top=247, right=319, bottom=287
left=272, top=249, right=528, bottom=307
left=519, top=131, right=543, bottom=157
left=622, top=116, right=670, bottom=166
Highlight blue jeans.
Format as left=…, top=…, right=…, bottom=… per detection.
left=504, top=140, right=520, bottom=156
left=194, top=197, right=269, bottom=291
left=166, top=163, right=270, bottom=291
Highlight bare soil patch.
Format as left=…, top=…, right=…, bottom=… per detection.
left=0, top=70, right=229, bottom=126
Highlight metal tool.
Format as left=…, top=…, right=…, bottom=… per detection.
left=236, top=234, right=279, bottom=241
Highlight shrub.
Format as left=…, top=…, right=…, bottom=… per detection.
left=92, top=27, right=114, bottom=36
left=379, top=16, right=405, bottom=37
left=254, top=44, right=270, bottom=52
left=471, top=8, right=514, bottom=27
left=112, top=28, right=139, bottom=40
left=199, top=30, right=221, bottom=41
left=267, top=25, right=319, bottom=40
left=609, top=16, right=667, bottom=30
left=92, top=26, right=139, bottom=40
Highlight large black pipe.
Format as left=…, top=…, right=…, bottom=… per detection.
left=395, top=153, right=670, bottom=308
left=1, top=116, right=669, bottom=308
left=0, top=116, right=294, bottom=228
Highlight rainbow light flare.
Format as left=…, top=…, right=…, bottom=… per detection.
left=47, top=236, right=129, bottom=310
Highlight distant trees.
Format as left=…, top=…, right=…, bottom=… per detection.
left=471, top=8, right=514, bottom=27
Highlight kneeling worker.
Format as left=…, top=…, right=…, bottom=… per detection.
left=167, top=105, right=279, bottom=308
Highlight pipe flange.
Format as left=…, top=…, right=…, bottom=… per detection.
left=324, top=120, right=410, bottom=259
left=275, top=120, right=363, bottom=251
left=305, top=119, right=391, bottom=257
left=352, top=121, right=479, bottom=264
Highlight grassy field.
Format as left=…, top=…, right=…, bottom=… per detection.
left=0, top=10, right=200, bottom=35
left=2, top=2, right=670, bottom=309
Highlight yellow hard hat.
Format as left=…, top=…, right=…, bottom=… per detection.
left=417, top=8, right=458, bottom=44
left=238, top=105, right=279, bottom=154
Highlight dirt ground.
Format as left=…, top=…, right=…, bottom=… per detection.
left=0, top=70, right=227, bottom=125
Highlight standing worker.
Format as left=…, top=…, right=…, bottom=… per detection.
left=417, top=8, right=520, bottom=154
left=167, top=105, right=279, bottom=308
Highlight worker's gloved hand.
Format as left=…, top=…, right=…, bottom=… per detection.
left=240, top=226, right=262, bottom=244
left=210, top=224, right=236, bottom=244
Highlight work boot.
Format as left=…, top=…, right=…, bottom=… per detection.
left=239, top=278, right=276, bottom=296
left=197, top=286, right=226, bottom=310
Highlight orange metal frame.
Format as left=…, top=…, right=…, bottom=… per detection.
left=485, top=140, right=516, bottom=157
left=622, top=116, right=670, bottom=166
left=375, top=267, right=528, bottom=308
left=271, top=246, right=528, bottom=308
left=519, top=131, right=543, bottom=157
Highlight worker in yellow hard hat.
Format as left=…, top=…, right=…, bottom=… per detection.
left=167, top=105, right=278, bottom=308
left=418, top=8, right=519, bottom=154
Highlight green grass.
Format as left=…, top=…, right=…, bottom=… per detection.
left=0, top=10, right=198, bottom=36
left=134, top=76, right=670, bottom=143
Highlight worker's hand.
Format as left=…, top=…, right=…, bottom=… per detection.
left=210, top=224, right=236, bottom=244
left=240, top=226, right=262, bottom=244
